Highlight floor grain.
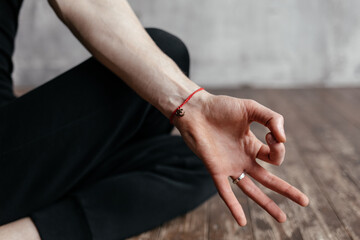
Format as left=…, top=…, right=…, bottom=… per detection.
left=14, top=87, right=358, bottom=239
left=126, top=88, right=360, bottom=240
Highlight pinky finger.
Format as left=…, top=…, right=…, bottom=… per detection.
left=213, top=175, right=247, bottom=226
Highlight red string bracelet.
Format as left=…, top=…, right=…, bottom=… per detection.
left=169, top=87, right=204, bottom=124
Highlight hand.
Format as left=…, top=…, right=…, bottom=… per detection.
left=174, top=91, right=309, bottom=226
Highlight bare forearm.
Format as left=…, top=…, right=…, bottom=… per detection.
left=49, top=0, right=200, bottom=117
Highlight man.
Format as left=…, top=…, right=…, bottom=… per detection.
left=0, top=0, right=308, bottom=239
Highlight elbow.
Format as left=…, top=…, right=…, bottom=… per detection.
left=48, top=0, right=66, bottom=21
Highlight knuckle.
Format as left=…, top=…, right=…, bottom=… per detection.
left=245, top=99, right=257, bottom=109
left=227, top=201, right=239, bottom=210
left=284, top=185, right=295, bottom=196
left=277, top=114, right=285, bottom=123
left=243, top=184, right=255, bottom=195
left=218, top=187, right=231, bottom=197
left=265, top=117, right=273, bottom=127
left=249, top=99, right=258, bottom=105
left=296, top=194, right=304, bottom=203
left=217, top=187, right=233, bottom=200
left=264, top=174, right=275, bottom=185
left=264, top=199, right=275, bottom=209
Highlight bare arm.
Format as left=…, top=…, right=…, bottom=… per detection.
left=0, top=1, right=309, bottom=238
left=49, top=0, right=200, bottom=118
left=49, top=0, right=309, bottom=226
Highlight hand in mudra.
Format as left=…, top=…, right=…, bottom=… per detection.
left=174, top=91, right=309, bottom=226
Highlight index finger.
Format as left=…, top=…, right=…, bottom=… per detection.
left=246, top=100, right=286, bottom=142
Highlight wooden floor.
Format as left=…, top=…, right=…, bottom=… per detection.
left=126, top=88, right=360, bottom=240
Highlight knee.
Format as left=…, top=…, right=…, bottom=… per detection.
left=160, top=136, right=217, bottom=203
left=146, top=28, right=190, bottom=77
left=171, top=153, right=217, bottom=212
left=187, top=156, right=217, bottom=202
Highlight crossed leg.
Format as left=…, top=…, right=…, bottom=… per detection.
left=0, top=13, right=216, bottom=239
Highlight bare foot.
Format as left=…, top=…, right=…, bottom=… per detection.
left=0, top=217, right=41, bottom=240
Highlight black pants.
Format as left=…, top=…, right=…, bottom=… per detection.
left=0, top=1, right=216, bottom=239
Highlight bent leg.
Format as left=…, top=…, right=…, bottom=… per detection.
left=31, top=136, right=216, bottom=240
left=27, top=30, right=215, bottom=239
left=0, top=57, right=151, bottom=225
left=0, top=28, right=189, bottom=225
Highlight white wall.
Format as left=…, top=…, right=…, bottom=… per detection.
left=13, top=0, right=360, bottom=88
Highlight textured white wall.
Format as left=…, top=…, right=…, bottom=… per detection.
left=13, top=0, right=360, bottom=88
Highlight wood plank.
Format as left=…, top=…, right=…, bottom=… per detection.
left=265, top=89, right=353, bottom=240
left=249, top=89, right=344, bottom=240
left=157, top=201, right=209, bottom=240
left=283, top=89, right=360, bottom=186
left=208, top=189, right=254, bottom=240
left=317, top=88, right=360, bottom=129
left=239, top=91, right=299, bottom=239
left=110, top=88, right=360, bottom=239
left=187, top=88, right=255, bottom=239
left=270, top=89, right=359, bottom=239
left=211, top=89, right=329, bottom=240
left=335, top=88, right=360, bottom=102
left=126, top=228, right=160, bottom=240
left=75, top=87, right=360, bottom=239
left=301, top=89, right=360, bottom=186
left=128, top=201, right=210, bottom=240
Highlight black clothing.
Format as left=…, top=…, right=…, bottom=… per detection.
left=0, top=0, right=216, bottom=239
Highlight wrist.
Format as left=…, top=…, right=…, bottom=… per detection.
left=154, top=75, right=201, bottom=118
left=172, top=89, right=213, bottom=128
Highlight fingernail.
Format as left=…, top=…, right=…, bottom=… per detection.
left=267, top=133, right=277, bottom=144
